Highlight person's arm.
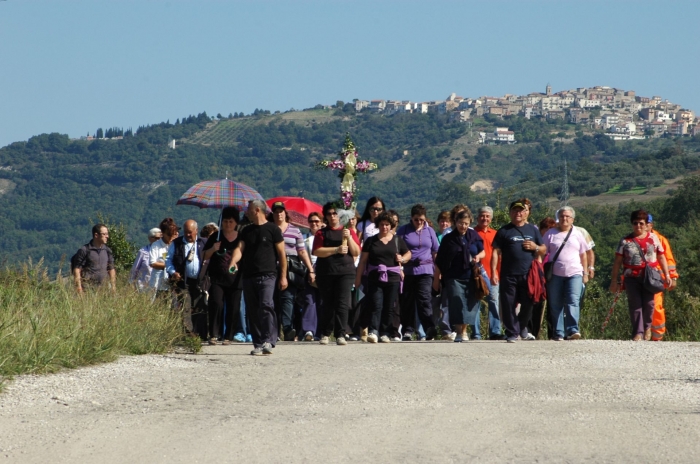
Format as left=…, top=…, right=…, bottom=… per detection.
left=109, top=268, right=117, bottom=290
left=586, top=249, right=595, bottom=279
left=74, top=268, right=83, bottom=293
left=658, top=254, right=671, bottom=287
left=298, top=249, right=316, bottom=283
left=229, top=241, right=245, bottom=271
left=355, top=252, right=369, bottom=289
left=276, top=241, right=288, bottom=291
left=166, top=242, right=180, bottom=281
left=432, top=264, right=442, bottom=292
left=580, top=253, right=588, bottom=284
left=150, top=245, right=166, bottom=270
left=491, top=248, right=501, bottom=286
left=204, top=240, right=221, bottom=260
left=128, top=252, right=142, bottom=283
left=346, top=229, right=360, bottom=257
left=609, top=254, right=624, bottom=293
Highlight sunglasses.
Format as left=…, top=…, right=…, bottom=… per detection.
left=370, top=207, right=383, bottom=212
left=327, top=212, right=338, bottom=216
left=632, top=221, right=646, bottom=225
left=309, top=220, right=321, bottom=224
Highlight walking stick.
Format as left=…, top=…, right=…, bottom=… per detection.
left=601, top=288, right=622, bottom=335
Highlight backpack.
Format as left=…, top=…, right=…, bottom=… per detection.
left=70, top=244, right=89, bottom=274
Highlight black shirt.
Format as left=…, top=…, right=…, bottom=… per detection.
left=239, top=222, right=283, bottom=278
left=363, top=235, right=409, bottom=284
left=204, top=233, right=241, bottom=286
left=314, top=228, right=356, bottom=276
left=493, top=223, right=543, bottom=276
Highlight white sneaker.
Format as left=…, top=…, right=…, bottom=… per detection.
left=391, top=336, right=401, bottom=342
left=567, top=332, right=581, bottom=340
left=304, top=331, right=314, bottom=341
left=523, top=333, right=536, bottom=341
left=379, top=335, right=391, bottom=343
left=336, top=337, right=348, bottom=346
left=367, top=333, right=378, bottom=343
left=319, top=336, right=330, bottom=345
left=444, top=332, right=457, bottom=341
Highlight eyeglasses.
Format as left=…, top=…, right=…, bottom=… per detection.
left=370, top=207, right=383, bottom=212
left=328, top=212, right=338, bottom=216
left=632, top=221, right=646, bottom=225
left=309, top=220, right=321, bottom=224
left=560, top=215, right=573, bottom=220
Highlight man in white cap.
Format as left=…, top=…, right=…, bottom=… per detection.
left=129, top=227, right=162, bottom=291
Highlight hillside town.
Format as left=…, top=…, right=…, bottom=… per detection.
left=354, top=85, right=699, bottom=143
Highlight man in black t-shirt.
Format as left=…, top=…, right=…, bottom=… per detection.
left=491, top=199, right=544, bottom=342
left=230, top=199, right=287, bottom=355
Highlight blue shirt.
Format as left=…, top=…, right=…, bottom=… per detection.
left=165, top=240, right=200, bottom=279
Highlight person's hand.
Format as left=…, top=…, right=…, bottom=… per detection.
left=665, top=276, right=673, bottom=288
left=212, top=242, right=221, bottom=252
left=491, top=274, right=500, bottom=286
left=432, top=280, right=440, bottom=293
left=308, top=272, right=316, bottom=284
left=583, top=274, right=589, bottom=284
left=609, top=281, right=619, bottom=293
left=279, top=276, right=288, bottom=291
left=338, top=245, right=348, bottom=255
left=669, top=278, right=678, bottom=290
left=396, top=254, right=403, bottom=265
left=171, top=272, right=182, bottom=281
left=76, top=286, right=83, bottom=295
left=342, top=229, right=351, bottom=239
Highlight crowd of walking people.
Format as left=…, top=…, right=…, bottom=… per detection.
left=72, top=195, right=679, bottom=356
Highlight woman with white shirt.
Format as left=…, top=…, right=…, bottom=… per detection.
left=149, top=218, right=179, bottom=299
left=541, top=207, right=588, bottom=340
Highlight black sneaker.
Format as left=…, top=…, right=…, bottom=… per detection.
left=262, top=342, right=274, bottom=355
left=402, top=333, right=413, bottom=341
left=284, top=329, right=296, bottom=342
left=489, top=334, right=506, bottom=341
left=424, top=327, right=438, bottom=341
left=250, top=346, right=264, bottom=356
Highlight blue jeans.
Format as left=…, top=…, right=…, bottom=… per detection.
left=274, top=284, right=298, bottom=337
left=444, top=278, right=480, bottom=326
left=546, top=274, right=583, bottom=338
left=470, top=284, right=501, bottom=339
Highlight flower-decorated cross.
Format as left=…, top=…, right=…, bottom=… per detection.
left=317, top=133, right=378, bottom=221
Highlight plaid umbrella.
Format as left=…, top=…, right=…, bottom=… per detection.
left=266, top=196, right=324, bottom=229
left=176, top=179, right=264, bottom=209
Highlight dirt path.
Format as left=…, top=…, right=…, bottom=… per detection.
left=1, top=340, right=699, bottom=463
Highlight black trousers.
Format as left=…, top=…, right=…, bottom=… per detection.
left=174, top=279, right=207, bottom=339
left=208, top=281, right=243, bottom=340
left=368, top=280, right=400, bottom=337
left=400, top=274, right=436, bottom=335
left=317, top=274, right=354, bottom=338
left=499, top=274, right=534, bottom=339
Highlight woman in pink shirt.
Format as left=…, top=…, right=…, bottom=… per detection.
left=541, top=207, right=588, bottom=340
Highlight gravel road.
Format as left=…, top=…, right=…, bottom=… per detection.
left=1, top=340, right=699, bottom=463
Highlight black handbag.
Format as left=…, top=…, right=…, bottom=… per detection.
left=286, top=255, right=308, bottom=289
left=631, top=239, right=665, bottom=294
left=543, top=227, right=573, bottom=281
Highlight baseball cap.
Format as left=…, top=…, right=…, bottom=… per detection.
left=647, top=214, right=653, bottom=223
left=509, top=201, right=527, bottom=210
left=148, top=227, right=162, bottom=238
left=271, top=201, right=286, bottom=211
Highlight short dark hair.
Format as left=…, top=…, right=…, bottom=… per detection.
left=374, top=211, right=396, bottom=229
left=410, top=204, right=427, bottom=218
left=159, top=217, right=179, bottom=236
left=322, top=202, right=337, bottom=218
left=308, top=211, right=322, bottom=222
left=221, top=206, right=240, bottom=222
left=437, top=210, right=451, bottom=224
left=92, top=224, right=107, bottom=236
left=538, top=217, right=556, bottom=232
left=630, top=209, right=648, bottom=223
left=454, top=209, right=473, bottom=224
left=450, top=204, right=468, bottom=224
left=200, top=223, right=219, bottom=238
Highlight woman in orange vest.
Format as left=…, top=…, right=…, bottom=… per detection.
left=647, top=215, right=678, bottom=341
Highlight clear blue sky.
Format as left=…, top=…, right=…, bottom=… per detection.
left=1, top=0, right=698, bottom=148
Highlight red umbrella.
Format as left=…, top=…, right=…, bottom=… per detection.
left=266, top=196, right=323, bottom=229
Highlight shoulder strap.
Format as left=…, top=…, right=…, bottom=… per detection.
left=630, top=238, right=648, bottom=265
left=550, top=227, right=573, bottom=265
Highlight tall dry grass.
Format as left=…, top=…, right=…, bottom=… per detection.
left=0, top=261, right=184, bottom=388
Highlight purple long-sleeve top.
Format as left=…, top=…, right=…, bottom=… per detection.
left=395, top=223, right=440, bottom=276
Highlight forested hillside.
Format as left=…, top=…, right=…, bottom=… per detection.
left=1, top=107, right=700, bottom=276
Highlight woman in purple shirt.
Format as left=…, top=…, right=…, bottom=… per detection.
left=396, top=204, right=440, bottom=340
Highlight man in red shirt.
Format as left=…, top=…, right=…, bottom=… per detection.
left=472, top=206, right=504, bottom=340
